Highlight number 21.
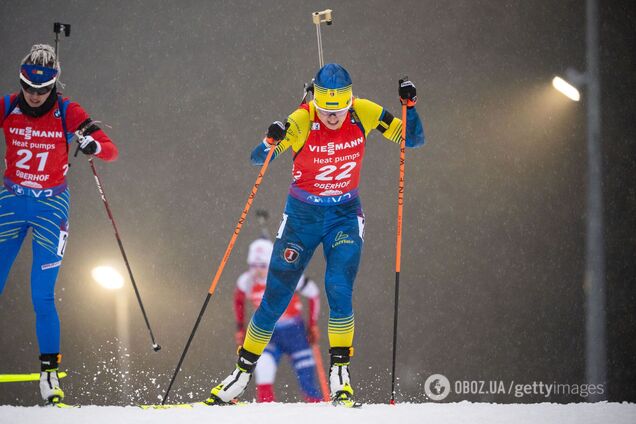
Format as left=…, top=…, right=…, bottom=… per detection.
left=16, top=149, right=49, bottom=172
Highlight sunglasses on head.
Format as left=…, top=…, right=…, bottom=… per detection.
left=20, top=79, right=54, bottom=95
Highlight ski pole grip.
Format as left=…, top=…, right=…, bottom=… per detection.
left=399, top=76, right=410, bottom=106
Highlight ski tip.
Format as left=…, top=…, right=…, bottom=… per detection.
left=331, top=398, right=363, bottom=408
left=48, top=398, right=78, bottom=408
left=0, top=371, right=67, bottom=383
left=138, top=403, right=194, bottom=410
left=138, top=400, right=246, bottom=409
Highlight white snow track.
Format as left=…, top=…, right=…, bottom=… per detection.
left=1, top=401, right=634, bottom=424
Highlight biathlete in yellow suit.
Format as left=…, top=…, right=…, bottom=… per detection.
left=205, top=64, right=425, bottom=407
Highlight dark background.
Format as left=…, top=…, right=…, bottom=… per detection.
left=0, top=0, right=634, bottom=405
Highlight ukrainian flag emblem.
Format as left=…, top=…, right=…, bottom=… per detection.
left=314, top=84, right=352, bottom=112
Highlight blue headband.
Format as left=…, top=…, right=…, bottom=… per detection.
left=20, top=64, right=58, bottom=87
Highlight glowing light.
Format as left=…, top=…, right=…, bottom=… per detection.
left=552, top=76, right=580, bottom=102
left=92, top=266, right=124, bottom=290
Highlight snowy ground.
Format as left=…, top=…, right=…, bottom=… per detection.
left=1, top=402, right=634, bottom=424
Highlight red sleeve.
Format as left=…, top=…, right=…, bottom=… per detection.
left=64, top=100, right=118, bottom=162
left=308, top=297, right=319, bottom=328
left=234, top=288, right=246, bottom=331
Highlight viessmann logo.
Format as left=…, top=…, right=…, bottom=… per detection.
left=9, top=127, right=63, bottom=140
left=308, top=137, right=363, bottom=156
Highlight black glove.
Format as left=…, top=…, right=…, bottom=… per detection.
left=78, top=134, right=101, bottom=155
left=266, top=121, right=290, bottom=145
left=399, top=78, right=417, bottom=107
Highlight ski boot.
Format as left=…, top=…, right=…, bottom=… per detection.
left=205, top=347, right=259, bottom=405
left=39, top=354, right=64, bottom=405
left=329, top=347, right=361, bottom=408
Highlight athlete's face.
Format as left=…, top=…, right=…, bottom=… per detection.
left=21, top=87, right=53, bottom=108
left=249, top=263, right=268, bottom=280
left=317, top=108, right=348, bottom=130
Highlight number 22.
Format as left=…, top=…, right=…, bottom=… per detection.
left=315, top=161, right=357, bottom=181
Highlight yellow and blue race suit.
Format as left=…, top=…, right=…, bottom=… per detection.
left=244, top=98, right=424, bottom=355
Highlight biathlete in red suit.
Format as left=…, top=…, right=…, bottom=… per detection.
left=0, top=44, right=117, bottom=404
left=234, top=238, right=322, bottom=402
left=205, top=63, right=425, bottom=407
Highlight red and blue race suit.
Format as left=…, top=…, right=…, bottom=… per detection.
left=0, top=93, right=117, bottom=354
left=235, top=271, right=322, bottom=401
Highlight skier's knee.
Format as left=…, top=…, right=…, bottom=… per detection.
left=31, top=293, right=55, bottom=317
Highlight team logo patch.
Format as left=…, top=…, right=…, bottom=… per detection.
left=282, top=243, right=303, bottom=263
left=284, top=247, right=300, bottom=263
left=332, top=231, right=355, bottom=248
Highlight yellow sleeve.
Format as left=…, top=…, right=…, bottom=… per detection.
left=274, top=107, right=311, bottom=156
left=352, top=98, right=402, bottom=144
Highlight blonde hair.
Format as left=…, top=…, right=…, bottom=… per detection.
left=21, top=44, right=63, bottom=87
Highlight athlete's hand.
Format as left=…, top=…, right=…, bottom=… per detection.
left=307, top=324, right=320, bottom=345
left=78, top=134, right=101, bottom=155
left=399, top=78, right=417, bottom=107
left=265, top=121, right=290, bottom=146
left=235, top=329, right=246, bottom=347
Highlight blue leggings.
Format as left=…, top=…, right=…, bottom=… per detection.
left=0, top=187, right=70, bottom=354
left=245, top=195, right=364, bottom=353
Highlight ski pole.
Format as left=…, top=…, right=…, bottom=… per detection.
left=311, top=344, right=331, bottom=402
left=390, top=81, right=409, bottom=405
left=52, top=22, right=160, bottom=352
left=162, top=134, right=282, bottom=404
left=87, top=156, right=161, bottom=352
